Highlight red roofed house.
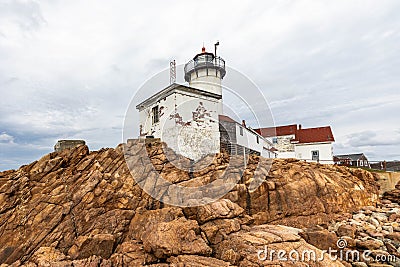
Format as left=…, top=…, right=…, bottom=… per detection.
left=255, top=125, right=335, bottom=164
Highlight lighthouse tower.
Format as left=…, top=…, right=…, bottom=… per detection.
left=136, top=45, right=226, bottom=161
left=184, top=46, right=226, bottom=96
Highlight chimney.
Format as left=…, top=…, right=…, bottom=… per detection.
left=299, top=124, right=302, bottom=130
left=242, top=120, right=246, bottom=127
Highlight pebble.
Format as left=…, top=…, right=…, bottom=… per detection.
left=369, top=217, right=381, bottom=228
left=328, top=200, right=400, bottom=265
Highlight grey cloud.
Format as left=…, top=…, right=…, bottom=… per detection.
left=1, top=0, right=400, bottom=169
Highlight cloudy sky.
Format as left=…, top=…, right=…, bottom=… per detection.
left=1, top=0, right=399, bottom=170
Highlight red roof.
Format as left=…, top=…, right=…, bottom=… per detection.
left=292, top=126, right=334, bottom=144
left=255, top=124, right=297, bottom=138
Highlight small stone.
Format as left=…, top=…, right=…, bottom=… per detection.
left=364, top=210, right=373, bottom=215
left=383, top=224, right=393, bottom=231
left=337, top=224, right=357, bottom=239
left=359, top=232, right=369, bottom=238
left=366, top=230, right=384, bottom=239
left=368, top=217, right=381, bottom=228
left=363, top=223, right=377, bottom=232
left=372, top=212, right=388, bottom=223
left=356, top=238, right=384, bottom=250
left=354, top=213, right=366, bottom=221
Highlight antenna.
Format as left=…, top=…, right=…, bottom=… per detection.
left=214, top=41, right=220, bottom=58
left=170, top=60, right=176, bottom=84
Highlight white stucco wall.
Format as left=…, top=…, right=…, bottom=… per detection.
left=138, top=89, right=221, bottom=161
left=294, top=142, right=334, bottom=164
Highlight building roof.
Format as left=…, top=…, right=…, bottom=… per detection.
left=254, top=125, right=297, bottom=138
left=291, top=126, right=335, bottom=144
left=334, top=153, right=366, bottom=161
left=136, top=83, right=222, bottom=110
left=218, top=114, right=238, bottom=124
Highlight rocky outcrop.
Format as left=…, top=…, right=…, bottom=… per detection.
left=241, top=158, right=379, bottom=227
left=0, top=141, right=380, bottom=265
left=0, top=145, right=161, bottom=265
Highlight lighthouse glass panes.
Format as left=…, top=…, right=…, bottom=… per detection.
left=152, top=106, right=159, bottom=124
left=194, top=54, right=213, bottom=65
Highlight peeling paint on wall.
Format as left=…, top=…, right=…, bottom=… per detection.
left=169, top=113, right=191, bottom=126
left=138, top=87, right=221, bottom=160
left=159, top=106, right=165, bottom=117
left=192, top=102, right=211, bottom=122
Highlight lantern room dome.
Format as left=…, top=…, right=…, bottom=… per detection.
left=184, top=48, right=226, bottom=83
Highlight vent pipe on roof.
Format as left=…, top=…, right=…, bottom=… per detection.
left=242, top=120, right=246, bottom=128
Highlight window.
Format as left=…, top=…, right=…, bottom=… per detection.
left=360, top=160, right=363, bottom=167
left=311, top=150, right=319, bottom=161
left=256, top=135, right=259, bottom=144
left=239, top=126, right=243, bottom=136
left=272, top=137, right=278, bottom=144
left=152, top=106, right=159, bottom=124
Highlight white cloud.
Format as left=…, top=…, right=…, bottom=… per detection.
left=0, top=132, right=14, bottom=144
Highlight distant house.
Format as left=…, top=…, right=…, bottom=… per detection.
left=292, top=126, right=335, bottom=164
left=334, top=153, right=370, bottom=168
left=255, top=125, right=335, bottom=164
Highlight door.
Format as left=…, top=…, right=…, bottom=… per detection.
left=311, top=150, right=319, bottom=162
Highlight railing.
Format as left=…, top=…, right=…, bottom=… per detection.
left=184, top=56, right=226, bottom=74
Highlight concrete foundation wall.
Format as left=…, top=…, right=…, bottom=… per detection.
left=375, top=172, right=400, bottom=194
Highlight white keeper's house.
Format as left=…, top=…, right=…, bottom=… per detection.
left=136, top=46, right=277, bottom=161
left=255, top=124, right=335, bottom=164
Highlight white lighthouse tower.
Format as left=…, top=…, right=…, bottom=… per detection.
left=136, top=46, right=226, bottom=161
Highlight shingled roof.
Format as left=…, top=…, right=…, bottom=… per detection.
left=291, top=126, right=335, bottom=144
